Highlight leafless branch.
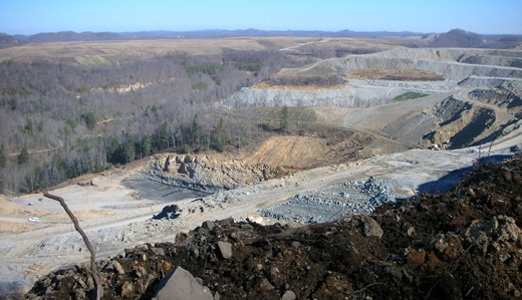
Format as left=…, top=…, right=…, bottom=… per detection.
left=41, top=188, right=103, bottom=300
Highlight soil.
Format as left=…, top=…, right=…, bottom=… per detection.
left=7, top=154, right=521, bottom=300
left=347, top=68, right=445, bottom=81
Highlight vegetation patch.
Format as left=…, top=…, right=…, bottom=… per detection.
left=75, top=55, right=110, bottom=66
left=183, top=63, right=225, bottom=76
left=192, top=81, right=208, bottom=91
left=392, top=91, right=428, bottom=101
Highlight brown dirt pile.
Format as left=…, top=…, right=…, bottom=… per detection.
left=8, top=155, right=522, bottom=300
left=348, top=68, right=445, bottom=81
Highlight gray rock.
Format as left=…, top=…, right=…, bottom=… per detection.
left=150, top=247, right=165, bottom=256
left=281, top=290, right=296, bottom=300
left=178, top=163, right=188, bottom=174
left=362, top=216, right=383, bottom=238
left=217, top=241, right=233, bottom=259
left=258, top=277, right=274, bottom=290
left=154, top=266, right=213, bottom=300
left=202, top=221, right=216, bottom=231
left=163, top=156, right=171, bottom=172
left=112, top=260, right=125, bottom=275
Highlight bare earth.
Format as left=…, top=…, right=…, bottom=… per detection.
left=1, top=41, right=521, bottom=296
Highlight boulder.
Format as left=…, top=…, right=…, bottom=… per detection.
left=202, top=221, right=216, bottom=231
left=217, top=241, right=233, bottom=259
left=163, top=156, right=171, bottom=172
left=363, top=216, right=384, bottom=238
left=178, top=163, right=188, bottom=174
left=281, top=290, right=296, bottom=300
left=153, top=266, right=213, bottom=300
left=153, top=205, right=181, bottom=220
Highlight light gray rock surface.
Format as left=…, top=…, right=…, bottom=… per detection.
left=217, top=241, right=233, bottom=259
left=154, top=266, right=213, bottom=300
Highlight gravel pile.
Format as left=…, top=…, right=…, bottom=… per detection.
left=261, top=177, right=395, bottom=224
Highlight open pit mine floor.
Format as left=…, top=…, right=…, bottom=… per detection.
left=0, top=139, right=519, bottom=296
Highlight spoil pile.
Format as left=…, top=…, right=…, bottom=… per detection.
left=261, top=177, right=396, bottom=223
left=8, top=155, right=522, bottom=300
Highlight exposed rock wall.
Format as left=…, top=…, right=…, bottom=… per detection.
left=220, top=86, right=395, bottom=109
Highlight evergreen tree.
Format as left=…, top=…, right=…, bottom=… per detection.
left=192, top=113, right=201, bottom=146
left=107, top=137, right=123, bottom=164
left=280, top=105, right=289, bottom=133
left=23, top=119, right=34, bottom=136
left=142, top=135, right=152, bottom=157
left=159, top=121, right=170, bottom=150
left=217, top=117, right=228, bottom=152
left=81, top=111, right=98, bottom=130
left=124, top=136, right=136, bottom=163
left=0, top=147, right=5, bottom=168
left=18, top=147, right=29, bottom=164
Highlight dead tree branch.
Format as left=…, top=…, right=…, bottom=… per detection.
left=41, top=189, right=103, bottom=300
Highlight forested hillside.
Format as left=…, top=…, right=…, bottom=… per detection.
left=0, top=49, right=303, bottom=193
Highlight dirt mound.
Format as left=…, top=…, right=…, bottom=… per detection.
left=243, top=132, right=372, bottom=170
left=13, top=154, right=522, bottom=300
left=348, top=68, right=444, bottom=81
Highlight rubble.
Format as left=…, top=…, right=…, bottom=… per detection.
left=13, top=155, right=522, bottom=300
left=261, top=177, right=395, bottom=223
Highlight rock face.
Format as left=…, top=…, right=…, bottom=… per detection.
left=154, top=266, right=213, bottom=300
left=221, top=48, right=522, bottom=110
left=221, top=86, right=392, bottom=109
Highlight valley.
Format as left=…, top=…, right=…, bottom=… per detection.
left=0, top=32, right=521, bottom=298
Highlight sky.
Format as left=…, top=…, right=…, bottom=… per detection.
left=1, top=0, right=521, bottom=36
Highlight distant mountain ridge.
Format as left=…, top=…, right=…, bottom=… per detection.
left=1, top=29, right=521, bottom=49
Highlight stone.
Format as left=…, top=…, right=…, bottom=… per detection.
left=217, top=241, right=233, bottom=259
left=153, top=205, right=181, bottom=220
left=151, top=247, right=166, bottom=256
left=258, top=277, right=274, bottom=290
left=362, top=216, right=383, bottom=238
left=112, top=261, right=125, bottom=275
left=202, top=221, right=216, bottom=231
left=120, top=281, right=134, bottom=298
left=178, top=163, right=189, bottom=174
left=163, top=156, right=171, bottom=172
left=154, top=266, right=213, bottom=300
left=184, top=155, right=195, bottom=163
left=407, top=226, right=416, bottom=237
left=281, top=290, right=296, bottom=300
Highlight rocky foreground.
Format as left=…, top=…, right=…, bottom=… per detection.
left=4, top=155, right=522, bottom=300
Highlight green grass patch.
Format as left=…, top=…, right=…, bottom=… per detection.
left=192, top=81, right=209, bottom=91
left=76, top=55, right=110, bottom=67
left=392, top=92, right=428, bottom=101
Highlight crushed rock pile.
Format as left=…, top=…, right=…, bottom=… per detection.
left=4, top=155, right=522, bottom=300
left=261, top=177, right=395, bottom=224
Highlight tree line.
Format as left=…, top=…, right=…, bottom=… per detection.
left=0, top=49, right=303, bottom=193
